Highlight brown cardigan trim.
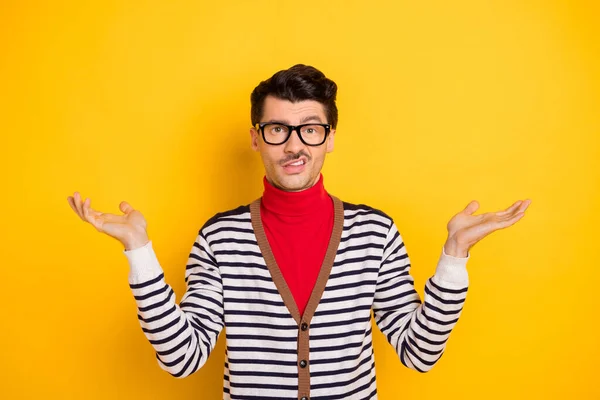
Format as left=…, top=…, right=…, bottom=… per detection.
left=301, top=195, right=344, bottom=322
left=250, top=195, right=344, bottom=399
left=250, top=198, right=299, bottom=322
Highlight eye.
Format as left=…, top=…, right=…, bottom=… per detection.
left=266, top=124, right=287, bottom=134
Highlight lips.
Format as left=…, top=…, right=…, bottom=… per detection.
left=282, top=157, right=307, bottom=174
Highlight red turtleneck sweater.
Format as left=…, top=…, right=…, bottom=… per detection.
left=260, top=174, right=334, bottom=316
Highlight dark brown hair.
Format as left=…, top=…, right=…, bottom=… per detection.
left=250, top=64, right=338, bottom=129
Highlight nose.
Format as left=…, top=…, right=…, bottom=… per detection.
left=283, top=127, right=305, bottom=153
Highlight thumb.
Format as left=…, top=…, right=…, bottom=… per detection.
left=119, top=201, right=134, bottom=214
left=462, top=200, right=479, bottom=216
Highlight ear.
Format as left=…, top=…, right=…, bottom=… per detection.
left=250, top=127, right=260, bottom=151
left=326, top=129, right=335, bottom=153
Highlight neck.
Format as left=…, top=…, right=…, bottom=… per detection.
left=265, top=175, right=320, bottom=193
left=262, top=174, right=329, bottom=216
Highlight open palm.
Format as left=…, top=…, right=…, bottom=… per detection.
left=67, top=192, right=149, bottom=250
left=446, top=199, right=531, bottom=253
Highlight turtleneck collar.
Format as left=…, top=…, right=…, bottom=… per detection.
left=261, top=174, right=330, bottom=217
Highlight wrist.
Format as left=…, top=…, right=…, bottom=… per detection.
left=122, top=231, right=149, bottom=251
left=444, top=237, right=469, bottom=258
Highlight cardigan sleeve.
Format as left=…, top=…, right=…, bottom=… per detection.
left=125, top=232, right=224, bottom=378
left=372, top=221, right=469, bottom=372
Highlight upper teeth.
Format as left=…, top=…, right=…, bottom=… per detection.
left=290, top=160, right=304, bottom=166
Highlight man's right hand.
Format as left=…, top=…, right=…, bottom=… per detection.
left=67, top=192, right=150, bottom=251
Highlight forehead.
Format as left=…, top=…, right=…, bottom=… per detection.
left=261, top=95, right=327, bottom=124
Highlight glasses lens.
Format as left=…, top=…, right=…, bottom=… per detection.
left=262, top=124, right=290, bottom=144
left=300, top=125, right=327, bottom=145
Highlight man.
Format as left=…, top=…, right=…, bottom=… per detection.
left=67, top=64, right=531, bottom=399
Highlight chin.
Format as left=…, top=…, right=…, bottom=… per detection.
left=275, top=174, right=314, bottom=192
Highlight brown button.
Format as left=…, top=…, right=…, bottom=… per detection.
left=299, top=359, right=307, bottom=368
left=301, top=322, right=308, bottom=331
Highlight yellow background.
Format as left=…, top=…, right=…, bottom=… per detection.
left=1, top=0, right=599, bottom=399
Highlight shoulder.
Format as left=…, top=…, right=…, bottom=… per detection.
left=339, top=199, right=394, bottom=229
left=199, top=204, right=252, bottom=235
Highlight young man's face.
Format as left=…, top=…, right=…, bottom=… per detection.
left=250, top=95, right=335, bottom=192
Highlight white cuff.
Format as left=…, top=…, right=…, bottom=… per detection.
left=124, top=240, right=164, bottom=284
left=433, top=246, right=469, bottom=286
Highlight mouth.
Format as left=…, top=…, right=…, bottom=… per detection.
left=285, top=159, right=306, bottom=167
left=282, top=157, right=308, bottom=173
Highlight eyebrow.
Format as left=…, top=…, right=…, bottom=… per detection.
left=265, top=115, right=324, bottom=125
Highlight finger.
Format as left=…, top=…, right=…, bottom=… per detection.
left=73, top=193, right=86, bottom=220
left=497, top=200, right=522, bottom=216
left=462, top=200, right=479, bottom=216
left=498, top=199, right=532, bottom=219
left=517, top=199, right=532, bottom=213
left=494, top=212, right=525, bottom=230
left=82, top=198, right=93, bottom=223
left=74, top=192, right=86, bottom=218
left=67, top=196, right=84, bottom=220
left=119, top=201, right=134, bottom=214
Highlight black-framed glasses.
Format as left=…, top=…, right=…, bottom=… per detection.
left=256, top=122, right=331, bottom=146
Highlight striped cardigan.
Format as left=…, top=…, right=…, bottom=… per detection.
left=125, top=196, right=470, bottom=399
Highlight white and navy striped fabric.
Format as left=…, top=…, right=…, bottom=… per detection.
left=125, top=199, right=469, bottom=399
